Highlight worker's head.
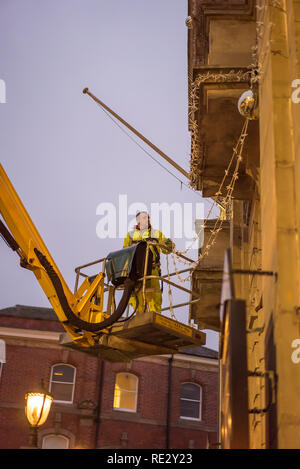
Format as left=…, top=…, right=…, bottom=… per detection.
left=136, top=211, right=150, bottom=230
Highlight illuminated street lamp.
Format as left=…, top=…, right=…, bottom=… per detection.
left=24, top=380, right=53, bottom=448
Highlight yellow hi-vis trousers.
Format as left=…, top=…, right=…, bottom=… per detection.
left=123, top=228, right=173, bottom=313
left=129, top=264, right=162, bottom=313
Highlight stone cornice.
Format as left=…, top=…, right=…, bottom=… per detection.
left=0, top=326, right=218, bottom=367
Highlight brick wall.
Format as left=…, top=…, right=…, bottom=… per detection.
left=0, top=309, right=218, bottom=449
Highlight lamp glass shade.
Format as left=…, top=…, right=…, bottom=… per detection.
left=25, top=392, right=53, bottom=427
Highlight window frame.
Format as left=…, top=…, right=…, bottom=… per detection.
left=113, top=372, right=138, bottom=413
left=49, top=363, right=76, bottom=404
left=180, top=382, right=202, bottom=422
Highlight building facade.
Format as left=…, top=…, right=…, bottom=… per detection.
left=0, top=305, right=218, bottom=449
left=187, top=0, right=300, bottom=449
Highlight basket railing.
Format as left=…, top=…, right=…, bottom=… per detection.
left=73, top=241, right=201, bottom=325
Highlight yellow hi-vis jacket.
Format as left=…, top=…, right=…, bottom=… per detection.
left=123, top=228, right=173, bottom=313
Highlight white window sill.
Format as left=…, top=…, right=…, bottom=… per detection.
left=180, top=416, right=202, bottom=422
left=113, top=407, right=137, bottom=413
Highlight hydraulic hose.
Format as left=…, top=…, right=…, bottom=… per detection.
left=34, top=248, right=136, bottom=332
left=0, top=219, right=20, bottom=251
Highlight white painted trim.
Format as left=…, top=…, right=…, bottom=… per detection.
left=0, top=327, right=61, bottom=342
left=113, top=372, right=138, bottom=413
left=175, top=354, right=218, bottom=366
left=0, top=339, right=5, bottom=363
left=50, top=363, right=76, bottom=405
left=156, top=353, right=219, bottom=367
left=180, top=382, right=202, bottom=420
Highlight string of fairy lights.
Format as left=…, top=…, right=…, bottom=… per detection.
left=152, top=1, right=280, bottom=318
left=172, top=118, right=249, bottom=272
left=91, top=2, right=275, bottom=317
left=165, top=117, right=250, bottom=319
left=163, top=0, right=278, bottom=313
left=148, top=0, right=280, bottom=320
left=167, top=0, right=287, bottom=317
left=168, top=97, right=251, bottom=290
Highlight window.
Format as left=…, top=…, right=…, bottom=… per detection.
left=113, top=372, right=138, bottom=412
left=49, top=364, right=76, bottom=404
left=180, top=383, right=202, bottom=421
left=42, top=434, right=69, bottom=449
left=0, top=340, right=5, bottom=381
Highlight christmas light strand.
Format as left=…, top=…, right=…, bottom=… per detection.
left=170, top=118, right=249, bottom=285
left=164, top=4, right=271, bottom=300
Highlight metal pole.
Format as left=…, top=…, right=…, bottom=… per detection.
left=142, top=244, right=150, bottom=313
left=28, top=426, right=38, bottom=448
left=83, top=88, right=189, bottom=180
left=94, top=360, right=105, bottom=449
left=142, top=275, right=201, bottom=297
left=166, top=355, right=173, bottom=449
left=160, top=297, right=201, bottom=313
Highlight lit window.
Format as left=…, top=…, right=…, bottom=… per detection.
left=50, top=364, right=76, bottom=404
left=113, top=372, right=138, bottom=412
left=42, top=434, right=69, bottom=449
left=180, top=383, right=202, bottom=421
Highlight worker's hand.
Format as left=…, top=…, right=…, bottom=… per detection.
left=161, top=238, right=175, bottom=254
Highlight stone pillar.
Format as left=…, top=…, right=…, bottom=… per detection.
left=258, top=0, right=300, bottom=448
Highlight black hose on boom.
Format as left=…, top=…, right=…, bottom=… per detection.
left=0, top=219, right=20, bottom=252
left=33, top=244, right=147, bottom=333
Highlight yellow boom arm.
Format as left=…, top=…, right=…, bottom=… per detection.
left=0, top=163, right=135, bottom=347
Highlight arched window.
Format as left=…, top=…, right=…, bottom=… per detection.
left=42, top=434, right=70, bottom=449
left=49, top=364, right=76, bottom=404
left=0, top=340, right=5, bottom=380
left=180, top=382, right=202, bottom=421
left=113, top=372, right=138, bottom=412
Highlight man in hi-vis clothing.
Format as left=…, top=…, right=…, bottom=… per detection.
left=123, top=211, right=174, bottom=313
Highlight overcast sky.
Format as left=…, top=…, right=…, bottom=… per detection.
left=0, top=0, right=218, bottom=350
